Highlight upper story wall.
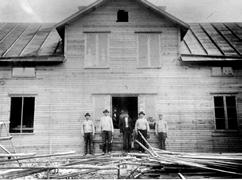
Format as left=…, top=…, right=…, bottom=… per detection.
left=64, top=0, right=180, bottom=72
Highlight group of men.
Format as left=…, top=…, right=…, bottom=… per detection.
left=82, top=110, right=168, bottom=155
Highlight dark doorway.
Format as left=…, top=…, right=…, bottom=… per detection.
left=112, top=96, right=138, bottom=129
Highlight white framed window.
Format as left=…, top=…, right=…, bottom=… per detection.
left=137, top=33, right=161, bottom=68
left=213, top=95, right=238, bottom=130
left=9, top=96, right=35, bottom=133
left=84, top=32, right=109, bottom=68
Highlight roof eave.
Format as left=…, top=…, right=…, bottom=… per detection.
left=180, top=54, right=242, bottom=65
left=55, top=0, right=105, bottom=30
left=138, top=0, right=189, bottom=31
left=0, top=55, right=65, bottom=66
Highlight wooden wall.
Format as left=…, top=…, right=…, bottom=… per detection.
left=0, top=0, right=241, bottom=154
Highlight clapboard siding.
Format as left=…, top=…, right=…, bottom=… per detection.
left=1, top=62, right=242, bottom=153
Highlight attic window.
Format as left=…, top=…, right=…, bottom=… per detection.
left=117, top=10, right=128, bottom=22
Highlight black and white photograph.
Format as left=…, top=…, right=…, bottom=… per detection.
left=0, top=0, right=242, bottom=179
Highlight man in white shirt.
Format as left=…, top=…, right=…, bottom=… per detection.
left=135, top=111, right=150, bottom=152
left=155, top=114, right=168, bottom=150
left=100, top=109, right=114, bottom=154
left=82, top=113, right=95, bottom=155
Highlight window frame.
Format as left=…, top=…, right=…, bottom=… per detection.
left=211, top=67, right=234, bottom=77
left=212, top=94, right=239, bottom=130
left=9, top=94, right=36, bottom=134
left=12, top=67, right=36, bottom=78
left=136, top=32, right=162, bottom=69
left=84, top=32, right=110, bottom=69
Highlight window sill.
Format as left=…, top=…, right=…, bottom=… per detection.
left=137, top=67, right=161, bottom=69
left=212, top=129, right=240, bottom=137
left=10, top=133, right=35, bottom=136
left=84, top=67, right=110, bottom=70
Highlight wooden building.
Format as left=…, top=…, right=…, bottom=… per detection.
left=0, top=0, right=242, bottom=154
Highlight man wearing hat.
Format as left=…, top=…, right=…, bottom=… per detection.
left=119, top=111, right=133, bottom=153
left=100, top=109, right=114, bottom=154
left=155, top=114, right=168, bottom=150
left=82, top=113, right=95, bottom=155
left=135, top=111, right=150, bottom=152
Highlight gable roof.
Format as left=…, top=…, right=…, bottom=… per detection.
left=55, top=0, right=189, bottom=39
left=181, top=23, right=242, bottom=62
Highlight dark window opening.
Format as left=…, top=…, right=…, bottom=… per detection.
left=214, top=95, right=238, bottom=130
left=117, top=10, right=129, bottom=22
left=112, top=97, right=138, bottom=129
left=10, top=97, right=35, bottom=133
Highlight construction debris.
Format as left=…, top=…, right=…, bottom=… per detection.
left=0, top=134, right=242, bottom=179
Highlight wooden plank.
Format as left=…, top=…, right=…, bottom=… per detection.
left=0, top=136, right=12, bottom=141
left=0, top=153, right=35, bottom=157
left=201, top=23, right=238, bottom=56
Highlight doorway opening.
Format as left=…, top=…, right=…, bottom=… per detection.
left=112, top=96, right=138, bottom=129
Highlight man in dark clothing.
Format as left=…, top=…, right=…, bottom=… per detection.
left=119, top=112, right=133, bottom=152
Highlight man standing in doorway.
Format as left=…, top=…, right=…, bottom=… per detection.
left=155, top=114, right=168, bottom=150
left=82, top=113, right=95, bottom=155
left=100, top=109, right=114, bottom=154
left=119, top=111, right=133, bottom=153
left=135, top=111, right=150, bottom=153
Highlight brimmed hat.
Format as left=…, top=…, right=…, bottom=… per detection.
left=84, top=113, right=91, bottom=117
left=139, top=111, right=145, bottom=115
left=103, top=109, right=109, bottom=113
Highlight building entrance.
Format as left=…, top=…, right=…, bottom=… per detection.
left=112, top=96, right=138, bottom=129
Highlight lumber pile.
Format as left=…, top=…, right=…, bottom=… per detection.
left=0, top=135, right=242, bottom=179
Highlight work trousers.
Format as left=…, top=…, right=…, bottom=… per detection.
left=102, top=131, right=112, bottom=153
left=123, top=130, right=132, bottom=152
left=158, top=132, right=167, bottom=150
left=84, top=133, right=93, bottom=154
left=137, top=129, right=148, bottom=153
